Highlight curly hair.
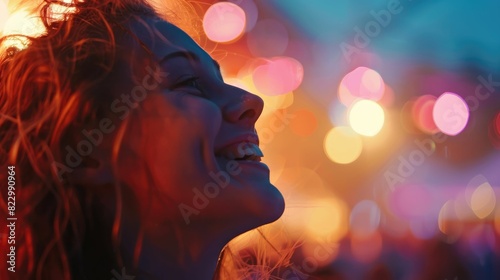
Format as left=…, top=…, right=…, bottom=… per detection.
left=0, top=1, right=295, bottom=279
left=0, top=1, right=173, bottom=279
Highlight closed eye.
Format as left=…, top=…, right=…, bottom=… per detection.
left=169, top=76, right=204, bottom=96
left=171, top=76, right=200, bottom=89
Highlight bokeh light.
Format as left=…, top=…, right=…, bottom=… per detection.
left=438, top=200, right=463, bottom=240
left=252, top=56, right=303, bottom=96
left=203, top=2, right=246, bottom=43
left=432, top=92, right=469, bottom=136
left=229, top=0, right=258, bottom=32
left=412, top=95, right=438, bottom=134
left=350, top=200, right=381, bottom=238
left=1, top=9, right=46, bottom=50
left=247, top=18, right=289, bottom=57
left=3, top=10, right=40, bottom=36
left=338, top=67, right=385, bottom=107
left=389, top=185, right=433, bottom=220
left=0, top=1, right=8, bottom=32
left=324, top=126, right=363, bottom=164
left=49, top=0, right=77, bottom=21
left=303, top=198, right=349, bottom=242
left=454, top=191, right=476, bottom=221
left=348, top=100, right=385, bottom=137
left=465, top=174, right=496, bottom=220
left=470, top=181, right=496, bottom=219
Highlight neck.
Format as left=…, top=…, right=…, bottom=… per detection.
left=120, top=222, right=229, bottom=280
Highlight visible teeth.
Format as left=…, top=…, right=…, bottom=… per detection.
left=222, top=142, right=263, bottom=160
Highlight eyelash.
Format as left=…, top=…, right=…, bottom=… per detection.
left=170, top=76, right=204, bottom=96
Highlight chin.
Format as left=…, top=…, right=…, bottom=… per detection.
left=245, top=181, right=286, bottom=227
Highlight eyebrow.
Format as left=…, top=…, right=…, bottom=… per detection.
left=160, top=51, right=221, bottom=71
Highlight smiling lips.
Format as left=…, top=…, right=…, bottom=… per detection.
left=218, top=142, right=264, bottom=162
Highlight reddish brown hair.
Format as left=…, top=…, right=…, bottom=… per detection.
left=0, top=1, right=159, bottom=279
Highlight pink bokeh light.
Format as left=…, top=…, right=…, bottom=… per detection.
left=252, top=56, right=303, bottom=96
left=412, top=95, right=438, bottom=134
left=203, top=2, right=246, bottom=43
left=338, top=67, right=385, bottom=107
left=432, top=92, right=469, bottom=136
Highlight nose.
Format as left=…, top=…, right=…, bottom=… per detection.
left=221, top=85, right=264, bottom=127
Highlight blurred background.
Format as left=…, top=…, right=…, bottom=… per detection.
left=2, top=0, right=500, bottom=279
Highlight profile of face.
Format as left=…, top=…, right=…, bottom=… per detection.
left=86, top=16, right=285, bottom=239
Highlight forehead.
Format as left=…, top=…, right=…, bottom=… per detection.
left=127, top=17, right=209, bottom=63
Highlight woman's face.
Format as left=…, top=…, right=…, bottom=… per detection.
left=113, top=17, right=284, bottom=231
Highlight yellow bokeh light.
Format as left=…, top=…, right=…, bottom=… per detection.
left=0, top=1, right=9, bottom=32
left=324, top=126, right=362, bottom=164
left=303, top=198, right=349, bottom=242
left=3, top=9, right=45, bottom=37
left=1, top=9, right=46, bottom=50
left=348, top=99, right=385, bottom=137
left=470, top=182, right=496, bottom=219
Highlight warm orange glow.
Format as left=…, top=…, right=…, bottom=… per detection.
left=0, top=1, right=9, bottom=32
left=301, top=240, right=339, bottom=267
left=2, top=9, right=46, bottom=50
left=303, top=198, right=350, bottom=242
left=290, top=109, right=317, bottom=137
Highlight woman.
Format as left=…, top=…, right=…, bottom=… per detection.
left=0, top=0, right=286, bottom=279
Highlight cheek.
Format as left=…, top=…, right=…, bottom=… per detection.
left=116, top=94, right=223, bottom=217
left=176, top=95, right=222, bottom=137
left=143, top=93, right=222, bottom=137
